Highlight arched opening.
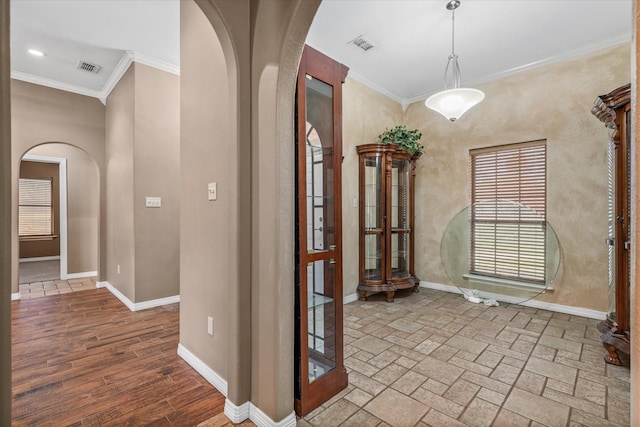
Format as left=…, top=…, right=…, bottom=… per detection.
left=17, top=143, right=99, bottom=299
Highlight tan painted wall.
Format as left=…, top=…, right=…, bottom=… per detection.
left=18, top=161, right=60, bottom=259
left=190, top=0, right=320, bottom=419
left=105, top=63, right=180, bottom=303
left=341, top=77, right=404, bottom=296
left=180, top=0, right=232, bottom=379
left=105, top=66, right=136, bottom=300
left=27, top=144, right=99, bottom=274
left=405, top=44, right=631, bottom=312
left=250, top=0, right=320, bottom=420
left=193, top=0, right=254, bottom=407
left=133, top=63, right=180, bottom=302
left=11, top=79, right=105, bottom=293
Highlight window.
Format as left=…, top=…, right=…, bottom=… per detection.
left=19, top=178, right=54, bottom=237
left=470, top=140, right=546, bottom=283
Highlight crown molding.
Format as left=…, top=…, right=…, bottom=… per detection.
left=10, top=70, right=103, bottom=100
left=99, top=51, right=134, bottom=104
left=346, top=69, right=405, bottom=106
left=130, top=51, right=180, bottom=76
left=101, top=50, right=181, bottom=103
left=404, top=34, right=631, bottom=106
left=12, top=50, right=180, bottom=104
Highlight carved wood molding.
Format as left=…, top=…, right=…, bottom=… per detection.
left=591, top=83, right=631, bottom=129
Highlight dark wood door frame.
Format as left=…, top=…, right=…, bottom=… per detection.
left=294, top=45, right=349, bottom=416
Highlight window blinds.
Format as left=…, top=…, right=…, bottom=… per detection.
left=19, top=178, right=53, bottom=236
left=470, top=141, right=546, bottom=283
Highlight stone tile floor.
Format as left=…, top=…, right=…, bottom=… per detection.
left=19, top=276, right=97, bottom=298
left=299, top=289, right=630, bottom=427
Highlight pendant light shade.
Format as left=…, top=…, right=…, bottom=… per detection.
left=425, top=0, right=484, bottom=121
left=425, top=87, right=484, bottom=122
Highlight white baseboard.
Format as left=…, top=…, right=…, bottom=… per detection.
left=11, top=292, right=21, bottom=301
left=96, top=281, right=179, bottom=312
left=178, top=344, right=297, bottom=427
left=249, top=406, right=296, bottom=427
left=19, top=256, right=60, bottom=263
left=344, top=293, right=359, bottom=305
left=96, top=281, right=135, bottom=311
left=222, top=400, right=296, bottom=427
left=419, top=281, right=607, bottom=320
left=134, top=295, right=180, bottom=311
left=177, top=343, right=228, bottom=396
left=178, top=345, right=295, bottom=427
left=67, top=271, right=97, bottom=279
left=224, top=400, right=250, bottom=424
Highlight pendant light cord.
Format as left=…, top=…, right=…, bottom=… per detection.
left=444, top=4, right=461, bottom=89
left=451, top=8, right=455, bottom=56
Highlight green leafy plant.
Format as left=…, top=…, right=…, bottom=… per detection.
left=377, top=125, right=424, bottom=156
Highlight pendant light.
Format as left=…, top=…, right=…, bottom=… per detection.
left=425, top=0, right=484, bottom=122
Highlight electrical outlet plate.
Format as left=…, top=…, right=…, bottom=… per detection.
left=145, top=197, right=161, bottom=208
left=208, top=183, right=217, bottom=201
left=207, top=316, right=213, bottom=335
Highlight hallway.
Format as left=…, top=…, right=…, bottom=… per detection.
left=11, top=288, right=227, bottom=425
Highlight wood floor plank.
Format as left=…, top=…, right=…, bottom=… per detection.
left=12, top=288, right=226, bottom=426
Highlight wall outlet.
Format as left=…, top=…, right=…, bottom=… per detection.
left=352, top=197, right=358, bottom=208
left=208, top=182, right=217, bottom=201
left=117, top=264, right=120, bottom=275
left=207, top=316, right=214, bottom=336
left=145, top=196, right=161, bottom=208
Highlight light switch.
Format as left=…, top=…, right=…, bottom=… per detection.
left=146, top=197, right=161, bottom=208
left=208, top=182, right=217, bottom=201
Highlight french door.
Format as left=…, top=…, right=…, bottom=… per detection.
left=294, top=45, right=348, bottom=416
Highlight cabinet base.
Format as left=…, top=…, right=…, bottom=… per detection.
left=596, top=318, right=630, bottom=366
left=357, top=277, right=419, bottom=303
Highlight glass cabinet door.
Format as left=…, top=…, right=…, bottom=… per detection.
left=390, top=158, right=411, bottom=279
left=364, top=156, right=383, bottom=281
left=295, top=45, right=348, bottom=416
left=606, top=131, right=616, bottom=322
left=302, top=75, right=338, bottom=384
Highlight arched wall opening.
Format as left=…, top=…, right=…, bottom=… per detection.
left=17, top=143, right=100, bottom=293
left=10, top=80, right=107, bottom=297
left=185, top=0, right=321, bottom=422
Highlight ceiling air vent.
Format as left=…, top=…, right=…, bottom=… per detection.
left=77, top=61, right=102, bottom=74
left=349, top=35, right=376, bottom=52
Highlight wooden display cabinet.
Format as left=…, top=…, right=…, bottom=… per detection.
left=356, top=143, right=420, bottom=302
left=592, top=83, right=631, bottom=365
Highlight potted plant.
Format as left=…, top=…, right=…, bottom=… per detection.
left=377, top=125, right=424, bottom=156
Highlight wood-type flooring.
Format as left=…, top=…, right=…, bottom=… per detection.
left=11, top=288, right=225, bottom=426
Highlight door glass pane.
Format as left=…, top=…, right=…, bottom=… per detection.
left=391, top=159, right=410, bottom=229
left=606, top=134, right=616, bottom=321
left=391, top=232, right=409, bottom=278
left=364, top=157, right=382, bottom=230
left=391, top=159, right=410, bottom=279
left=306, top=76, right=334, bottom=253
left=364, top=234, right=382, bottom=280
left=307, top=260, right=336, bottom=383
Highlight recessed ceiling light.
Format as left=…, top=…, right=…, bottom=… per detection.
left=28, top=49, right=45, bottom=57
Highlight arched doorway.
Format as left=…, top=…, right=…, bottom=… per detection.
left=17, top=143, right=99, bottom=299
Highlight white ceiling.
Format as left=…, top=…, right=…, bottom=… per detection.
left=10, top=0, right=180, bottom=102
left=10, top=0, right=633, bottom=106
